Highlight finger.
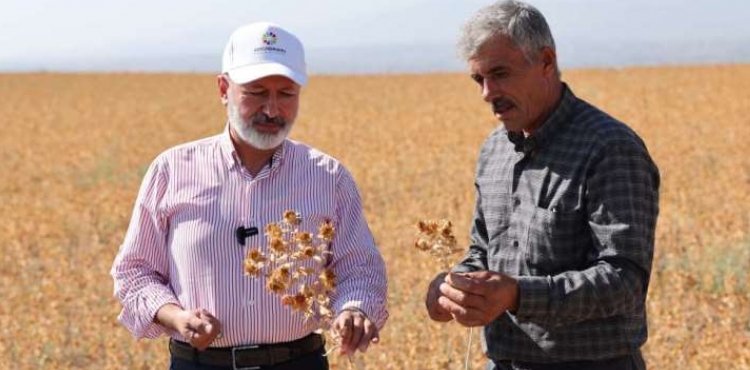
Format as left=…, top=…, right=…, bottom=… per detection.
left=185, top=328, right=197, bottom=342
left=438, top=296, right=467, bottom=316
left=439, top=282, right=486, bottom=310
left=188, top=329, right=209, bottom=351
left=190, top=324, right=211, bottom=342
left=428, top=304, right=454, bottom=322
left=439, top=296, right=489, bottom=324
left=347, top=314, right=364, bottom=354
left=433, top=272, right=449, bottom=286
left=335, top=314, right=354, bottom=353
left=454, top=315, right=484, bottom=327
left=446, top=273, right=485, bottom=295
left=370, top=328, right=380, bottom=344
left=339, top=314, right=358, bottom=355
left=198, top=309, right=218, bottom=322
left=190, top=317, right=209, bottom=335
left=357, top=320, right=377, bottom=353
left=191, top=326, right=217, bottom=351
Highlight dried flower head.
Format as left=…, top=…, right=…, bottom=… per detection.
left=266, top=277, right=288, bottom=294
left=244, top=259, right=263, bottom=277
left=317, top=221, right=335, bottom=242
left=417, top=220, right=437, bottom=235
left=281, top=294, right=295, bottom=306
left=293, top=293, right=310, bottom=311
left=438, top=220, right=453, bottom=237
left=293, top=245, right=316, bottom=260
left=265, top=223, right=283, bottom=238
left=283, top=210, right=301, bottom=226
left=319, top=269, right=337, bottom=292
left=244, top=210, right=338, bottom=330
left=246, top=248, right=266, bottom=263
left=243, top=248, right=267, bottom=276
left=269, top=237, right=287, bottom=254
left=276, top=263, right=292, bottom=280
left=414, top=238, right=430, bottom=251
left=415, top=219, right=462, bottom=270
left=296, top=232, right=313, bottom=247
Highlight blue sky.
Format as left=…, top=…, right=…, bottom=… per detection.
left=2, top=0, right=749, bottom=73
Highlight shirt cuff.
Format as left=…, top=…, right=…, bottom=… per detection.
left=515, top=275, right=552, bottom=322
left=119, top=289, right=180, bottom=339
left=450, top=264, right=475, bottom=273
left=338, top=298, right=389, bottom=331
left=451, top=261, right=485, bottom=273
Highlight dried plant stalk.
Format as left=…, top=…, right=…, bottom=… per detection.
left=415, top=219, right=474, bottom=370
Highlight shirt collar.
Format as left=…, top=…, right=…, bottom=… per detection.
left=507, top=83, right=576, bottom=155
left=219, top=123, right=287, bottom=172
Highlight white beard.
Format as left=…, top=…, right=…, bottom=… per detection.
left=227, top=100, right=293, bottom=150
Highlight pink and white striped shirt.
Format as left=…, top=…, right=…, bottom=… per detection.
left=111, top=127, right=388, bottom=346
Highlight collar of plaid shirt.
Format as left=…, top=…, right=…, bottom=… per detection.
left=506, top=84, right=576, bottom=155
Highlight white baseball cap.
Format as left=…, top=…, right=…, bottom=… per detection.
left=222, top=22, right=308, bottom=86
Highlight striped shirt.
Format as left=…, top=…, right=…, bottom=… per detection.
left=455, top=84, right=660, bottom=363
left=111, top=126, right=388, bottom=346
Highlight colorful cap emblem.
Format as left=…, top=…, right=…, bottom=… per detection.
left=262, top=31, right=278, bottom=45
left=222, top=22, right=308, bottom=86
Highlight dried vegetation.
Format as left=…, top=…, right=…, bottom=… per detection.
left=0, top=65, right=748, bottom=369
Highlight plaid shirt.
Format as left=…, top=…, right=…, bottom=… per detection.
left=454, top=84, right=660, bottom=363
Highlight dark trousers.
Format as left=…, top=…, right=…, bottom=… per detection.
left=169, top=346, right=329, bottom=370
left=488, top=351, right=646, bottom=370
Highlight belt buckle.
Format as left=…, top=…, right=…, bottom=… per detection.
left=231, top=345, right=261, bottom=370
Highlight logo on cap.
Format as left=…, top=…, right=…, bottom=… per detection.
left=262, top=31, right=278, bottom=45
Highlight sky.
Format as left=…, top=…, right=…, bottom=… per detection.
left=1, top=0, right=749, bottom=74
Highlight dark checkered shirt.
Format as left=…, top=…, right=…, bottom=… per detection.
left=454, top=84, right=660, bottom=363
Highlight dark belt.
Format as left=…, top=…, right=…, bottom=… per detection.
left=169, top=333, right=324, bottom=369
left=494, top=352, right=641, bottom=370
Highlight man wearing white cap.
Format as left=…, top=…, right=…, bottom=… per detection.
left=111, top=22, right=388, bottom=370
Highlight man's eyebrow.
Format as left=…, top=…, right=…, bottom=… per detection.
left=472, top=64, right=509, bottom=78
left=486, top=65, right=509, bottom=75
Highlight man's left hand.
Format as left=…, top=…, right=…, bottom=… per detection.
left=438, top=271, right=519, bottom=327
left=332, top=309, right=379, bottom=355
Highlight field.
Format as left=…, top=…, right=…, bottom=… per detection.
left=0, top=65, right=748, bottom=369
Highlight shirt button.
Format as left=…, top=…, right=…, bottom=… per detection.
left=514, top=198, right=521, bottom=207
left=513, top=240, right=519, bottom=247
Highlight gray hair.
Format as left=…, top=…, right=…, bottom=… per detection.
left=458, top=0, right=556, bottom=62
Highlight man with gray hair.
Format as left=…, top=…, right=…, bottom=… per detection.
left=425, top=1, right=659, bottom=369
left=111, top=22, right=388, bottom=370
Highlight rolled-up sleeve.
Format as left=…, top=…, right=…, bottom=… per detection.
left=328, top=168, right=389, bottom=330
left=111, top=157, right=179, bottom=338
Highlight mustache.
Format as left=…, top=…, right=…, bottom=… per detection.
left=492, top=98, right=514, bottom=114
left=251, top=113, right=287, bottom=127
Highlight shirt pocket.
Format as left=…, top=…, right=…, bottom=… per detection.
left=481, top=193, right=511, bottom=242
left=526, top=206, right=589, bottom=274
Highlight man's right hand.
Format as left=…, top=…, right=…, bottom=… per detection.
left=425, top=272, right=453, bottom=322
left=156, top=304, right=223, bottom=350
